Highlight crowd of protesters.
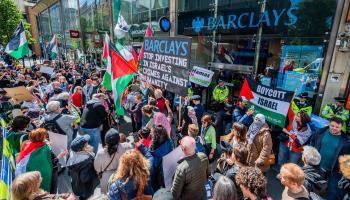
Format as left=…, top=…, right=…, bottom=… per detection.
left=0, top=58, right=350, bottom=200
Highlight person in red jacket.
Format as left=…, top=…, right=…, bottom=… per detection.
left=154, top=89, right=166, bottom=113
left=71, top=86, right=83, bottom=109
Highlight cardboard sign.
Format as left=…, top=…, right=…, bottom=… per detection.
left=189, top=66, right=214, bottom=87
left=4, top=86, right=34, bottom=102
left=141, top=37, right=192, bottom=96
left=39, top=66, right=54, bottom=75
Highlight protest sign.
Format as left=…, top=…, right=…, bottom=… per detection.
left=141, top=37, right=192, bottom=96
left=4, top=86, right=34, bottom=102
left=189, top=66, right=214, bottom=87
left=163, top=146, right=185, bottom=189
left=240, top=78, right=294, bottom=127
left=40, top=66, right=54, bottom=75
left=48, top=131, right=68, bottom=167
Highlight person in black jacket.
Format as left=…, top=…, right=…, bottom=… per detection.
left=80, top=93, right=108, bottom=154
left=301, top=146, right=327, bottom=197
left=67, top=135, right=99, bottom=200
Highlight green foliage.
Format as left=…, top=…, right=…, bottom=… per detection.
left=0, top=0, right=36, bottom=46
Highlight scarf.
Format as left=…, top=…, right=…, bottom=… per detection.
left=247, top=121, right=265, bottom=144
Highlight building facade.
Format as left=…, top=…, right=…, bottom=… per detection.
left=31, top=0, right=350, bottom=113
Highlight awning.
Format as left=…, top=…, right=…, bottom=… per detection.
left=31, top=0, right=59, bottom=14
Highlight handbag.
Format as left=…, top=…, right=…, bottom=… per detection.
left=264, top=153, right=276, bottom=166
left=98, top=152, right=116, bottom=179
left=278, top=132, right=289, bottom=142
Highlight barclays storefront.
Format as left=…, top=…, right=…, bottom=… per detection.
left=176, top=0, right=337, bottom=103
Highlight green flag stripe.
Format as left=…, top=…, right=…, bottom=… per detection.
left=8, top=42, right=29, bottom=60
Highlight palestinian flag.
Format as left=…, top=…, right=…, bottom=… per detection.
left=102, top=34, right=112, bottom=90
left=138, top=24, right=152, bottom=67
left=5, top=22, right=30, bottom=60
left=15, top=142, right=53, bottom=192
left=47, top=34, right=58, bottom=60
left=239, top=78, right=294, bottom=128
left=102, top=36, right=138, bottom=115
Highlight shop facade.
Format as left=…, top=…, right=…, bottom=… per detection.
left=32, top=0, right=350, bottom=113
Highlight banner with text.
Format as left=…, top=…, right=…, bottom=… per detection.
left=189, top=66, right=214, bottom=87
left=240, top=78, right=294, bottom=127
left=141, top=37, right=192, bottom=96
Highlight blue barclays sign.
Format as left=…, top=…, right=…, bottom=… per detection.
left=192, top=7, right=298, bottom=33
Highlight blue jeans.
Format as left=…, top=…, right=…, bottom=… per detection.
left=326, top=171, right=342, bottom=200
left=79, top=127, right=100, bottom=154
left=277, top=142, right=302, bottom=168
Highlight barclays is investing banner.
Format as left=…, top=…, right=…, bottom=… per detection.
left=141, top=37, right=192, bottom=96
left=240, top=79, right=294, bottom=127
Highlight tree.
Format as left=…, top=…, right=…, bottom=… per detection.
left=0, top=0, right=36, bottom=46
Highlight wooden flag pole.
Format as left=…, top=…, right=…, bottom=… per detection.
left=178, top=96, right=182, bottom=129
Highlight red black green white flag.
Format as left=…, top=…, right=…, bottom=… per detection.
left=239, top=78, right=294, bottom=127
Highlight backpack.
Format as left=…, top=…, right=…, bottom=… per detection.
left=41, top=114, right=66, bottom=135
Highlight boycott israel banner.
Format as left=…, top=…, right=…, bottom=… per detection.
left=141, top=37, right=192, bottom=96
left=240, top=78, right=294, bottom=127
left=189, top=66, right=214, bottom=87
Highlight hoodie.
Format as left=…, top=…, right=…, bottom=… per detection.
left=67, top=151, right=99, bottom=198
left=80, top=98, right=108, bottom=129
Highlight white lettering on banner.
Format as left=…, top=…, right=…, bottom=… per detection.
left=257, top=97, right=278, bottom=110
left=256, top=85, right=287, bottom=99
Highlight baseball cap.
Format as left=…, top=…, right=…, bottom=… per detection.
left=190, top=95, right=201, bottom=101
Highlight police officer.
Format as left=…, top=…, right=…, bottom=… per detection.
left=321, top=97, right=349, bottom=131
left=292, top=92, right=312, bottom=116
left=212, top=79, right=229, bottom=104
left=190, top=95, right=204, bottom=128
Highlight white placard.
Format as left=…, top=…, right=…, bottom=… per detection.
left=162, top=146, right=185, bottom=189
left=48, top=131, right=68, bottom=167
left=189, top=66, right=214, bottom=87
left=40, top=66, right=54, bottom=75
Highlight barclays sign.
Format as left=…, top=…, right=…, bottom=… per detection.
left=192, top=7, right=298, bottom=33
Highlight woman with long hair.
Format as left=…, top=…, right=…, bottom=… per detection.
left=278, top=111, right=312, bottom=167
left=150, top=124, right=173, bottom=191
left=94, top=128, right=133, bottom=194
left=221, top=122, right=247, bottom=147
left=108, top=150, right=153, bottom=200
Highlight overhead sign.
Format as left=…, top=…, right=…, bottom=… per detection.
left=69, top=30, right=80, bottom=39
left=189, top=66, right=214, bottom=87
left=141, top=37, right=192, bottom=96
left=240, top=78, right=294, bottom=127
left=191, top=7, right=298, bottom=33
left=159, top=16, right=171, bottom=32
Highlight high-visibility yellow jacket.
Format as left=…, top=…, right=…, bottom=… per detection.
left=213, top=85, right=229, bottom=103
left=321, top=104, right=349, bottom=131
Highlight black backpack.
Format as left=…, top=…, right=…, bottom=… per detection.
left=41, top=114, right=66, bottom=135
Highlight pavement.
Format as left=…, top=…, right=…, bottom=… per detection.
left=58, top=114, right=284, bottom=199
